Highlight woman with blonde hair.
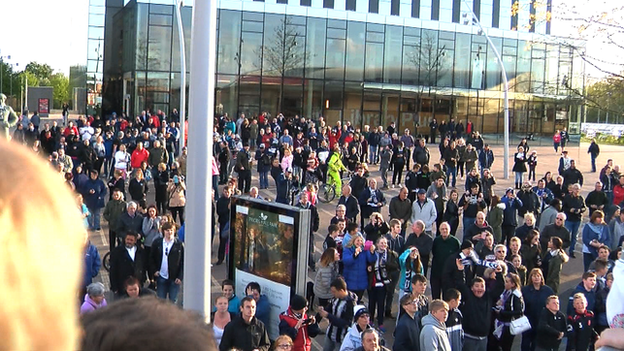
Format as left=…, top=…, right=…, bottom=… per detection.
left=313, top=248, right=340, bottom=309
left=0, top=140, right=86, bottom=349
left=272, top=335, right=294, bottom=351
left=520, top=268, right=554, bottom=351
left=342, top=234, right=375, bottom=302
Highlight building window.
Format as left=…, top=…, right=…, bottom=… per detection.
left=452, top=0, right=461, bottom=22
left=492, top=0, right=500, bottom=27
left=346, top=0, right=356, bottom=11
left=391, top=0, right=400, bottom=15
left=473, top=0, right=481, bottom=19
left=369, top=0, right=379, bottom=13
left=323, top=0, right=334, bottom=9
left=276, top=0, right=288, bottom=3
left=412, top=0, right=420, bottom=17
left=511, top=0, right=518, bottom=30
left=300, top=0, right=311, bottom=5
left=431, top=0, right=440, bottom=20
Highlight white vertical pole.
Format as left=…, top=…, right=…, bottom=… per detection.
left=175, top=0, right=186, bottom=148
left=463, top=0, right=510, bottom=179
left=183, top=0, right=217, bottom=322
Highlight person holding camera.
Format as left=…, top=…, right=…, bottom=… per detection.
left=279, top=295, right=321, bottom=351
left=167, top=174, right=186, bottom=225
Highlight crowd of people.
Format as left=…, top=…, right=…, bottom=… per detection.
left=7, top=108, right=624, bottom=351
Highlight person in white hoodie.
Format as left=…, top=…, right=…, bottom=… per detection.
left=419, top=300, right=452, bottom=351
left=340, top=306, right=372, bottom=351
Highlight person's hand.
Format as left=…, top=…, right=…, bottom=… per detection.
left=456, top=258, right=465, bottom=271
left=174, top=278, right=181, bottom=285
left=154, top=271, right=160, bottom=277
left=295, top=319, right=305, bottom=330
left=90, top=189, right=95, bottom=194
left=495, top=264, right=503, bottom=273
left=317, top=307, right=328, bottom=318
left=355, top=247, right=362, bottom=255
left=557, top=332, right=564, bottom=340
left=369, top=244, right=376, bottom=253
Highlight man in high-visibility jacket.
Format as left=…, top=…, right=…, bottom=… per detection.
left=327, top=146, right=348, bottom=193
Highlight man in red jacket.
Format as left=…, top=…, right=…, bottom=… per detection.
left=278, top=295, right=321, bottom=351
left=613, top=175, right=624, bottom=206
left=131, top=143, right=150, bottom=170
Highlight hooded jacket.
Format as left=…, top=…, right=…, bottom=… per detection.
left=410, top=198, right=438, bottom=232
left=501, top=194, right=523, bottom=227
left=80, top=294, right=107, bottom=314
left=279, top=307, right=321, bottom=351
left=339, top=323, right=371, bottom=351
left=419, top=314, right=452, bottom=351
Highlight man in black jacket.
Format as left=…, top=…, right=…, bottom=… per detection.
left=338, top=185, right=360, bottom=224
left=453, top=258, right=504, bottom=351
left=216, top=187, right=232, bottom=265
left=358, top=179, right=386, bottom=229
left=220, top=297, right=271, bottom=351
left=149, top=222, right=184, bottom=303
left=393, top=294, right=422, bottom=351
left=109, top=231, right=147, bottom=298
left=535, top=295, right=567, bottom=351
left=236, top=143, right=252, bottom=193
left=117, top=201, right=144, bottom=240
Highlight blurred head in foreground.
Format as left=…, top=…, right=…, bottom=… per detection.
left=0, top=140, right=85, bottom=349
left=80, top=297, right=216, bottom=350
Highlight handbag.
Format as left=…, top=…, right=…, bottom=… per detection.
left=510, top=315, right=531, bottom=335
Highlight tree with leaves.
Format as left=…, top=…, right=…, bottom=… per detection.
left=25, top=62, right=53, bottom=86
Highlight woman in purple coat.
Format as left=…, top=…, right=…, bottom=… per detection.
left=80, top=282, right=108, bottom=315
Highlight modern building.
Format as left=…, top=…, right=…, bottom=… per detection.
left=101, top=0, right=585, bottom=135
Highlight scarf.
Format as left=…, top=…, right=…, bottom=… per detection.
left=494, top=290, right=516, bottom=339
left=373, top=250, right=389, bottom=287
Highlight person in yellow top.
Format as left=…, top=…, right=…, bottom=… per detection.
left=327, top=146, right=348, bottom=193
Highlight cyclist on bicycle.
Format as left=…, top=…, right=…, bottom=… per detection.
left=327, top=146, right=348, bottom=193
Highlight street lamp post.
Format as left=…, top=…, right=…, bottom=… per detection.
left=463, top=2, right=511, bottom=179
left=175, top=0, right=186, bottom=149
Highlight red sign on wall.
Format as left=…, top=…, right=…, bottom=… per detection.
left=38, top=98, right=49, bottom=114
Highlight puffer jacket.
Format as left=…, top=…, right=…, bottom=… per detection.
left=314, top=262, right=339, bottom=300
left=342, top=246, right=375, bottom=291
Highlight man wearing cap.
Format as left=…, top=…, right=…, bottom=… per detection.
left=411, top=189, right=437, bottom=236
left=339, top=305, right=373, bottom=351
left=279, top=295, right=321, bottom=351
left=236, top=142, right=252, bottom=193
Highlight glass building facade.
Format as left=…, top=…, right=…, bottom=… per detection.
left=102, top=0, right=585, bottom=135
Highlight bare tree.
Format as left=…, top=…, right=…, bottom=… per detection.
left=258, top=17, right=306, bottom=114
left=406, top=32, right=450, bottom=120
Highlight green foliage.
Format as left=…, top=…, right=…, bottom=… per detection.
left=585, top=78, right=624, bottom=123
left=581, top=133, right=624, bottom=145
left=24, top=62, right=53, bottom=84
left=48, top=73, right=70, bottom=109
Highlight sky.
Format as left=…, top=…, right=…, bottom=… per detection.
left=0, top=0, right=619, bottom=78
left=0, top=0, right=89, bottom=76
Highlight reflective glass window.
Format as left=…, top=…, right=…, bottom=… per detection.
left=346, top=22, right=366, bottom=81
left=485, top=38, right=502, bottom=90
left=262, top=14, right=286, bottom=77
left=346, top=0, right=357, bottom=11
left=325, top=38, right=346, bottom=80
left=217, top=10, right=242, bottom=75
left=305, top=18, right=327, bottom=79
left=323, top=0, right=335, bottom=9
left=365, top=42, right=384, bottom=82
left=369, top=0, right=379, bottom=13
left=454, top=33, right=470, bottom=88
left=419, top=30, right=439, bottom=86
left=147, top=25, right=172, bottom=71
left=241, top=32, right=263, bottom=75
left=384, top=26, right=403, bottom=84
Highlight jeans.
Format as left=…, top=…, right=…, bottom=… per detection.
left=392, top=164, right=404, bottom=185
left=170, top=206, right=185, bottom=225
left=591, top=155, right=597, bottom=172
left=369, top=145, right=379, bottom=164
left=380, top=167, right=389, bottom=188
left=553, top=142, right=560, bottom=153
left=259, top=171, right=269, bottom=189
left=521, top=329, right=537, bottom=351
left=212, top=174, right=220, bottom=201
left=156, top=276, right=180, bottom=302
left=446, top=166, right=457, bottom=187
left=565, top=220, right=581, bottom=256
left=515, top=172, right=524, bottom=187
left=528, top=167, right=536, bottom=181
left=238, top=170, right=251, bottom=193
left=88, top=207, right=101, bottom=230
left=368, top=286, right=387, bottom=326
left=323, top=336, right=339, bottom=351
left=464, top=336, right=487, bottom=351
left=583, top=253, right=594, bottom=272
left=384, top=271, right=400, bottom=315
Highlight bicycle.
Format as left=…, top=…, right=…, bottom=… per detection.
left=318, top=171, right=354, bottom=203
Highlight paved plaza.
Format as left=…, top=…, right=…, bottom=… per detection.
left=87, top=137, right=618, bottom=349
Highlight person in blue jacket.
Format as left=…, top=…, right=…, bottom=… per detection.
left=501, top=188, right=523, bottom=245
left=567, top=271, right=598, bottom=317
left=342, top=233, right=375, bottom=303
left=581, top=210, right=611, bottom=271
left=82, top=238, right=101, bottom=300
left=83, top=169, right=108, bottom=231
left=246, top=281, right=271, bottom=328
